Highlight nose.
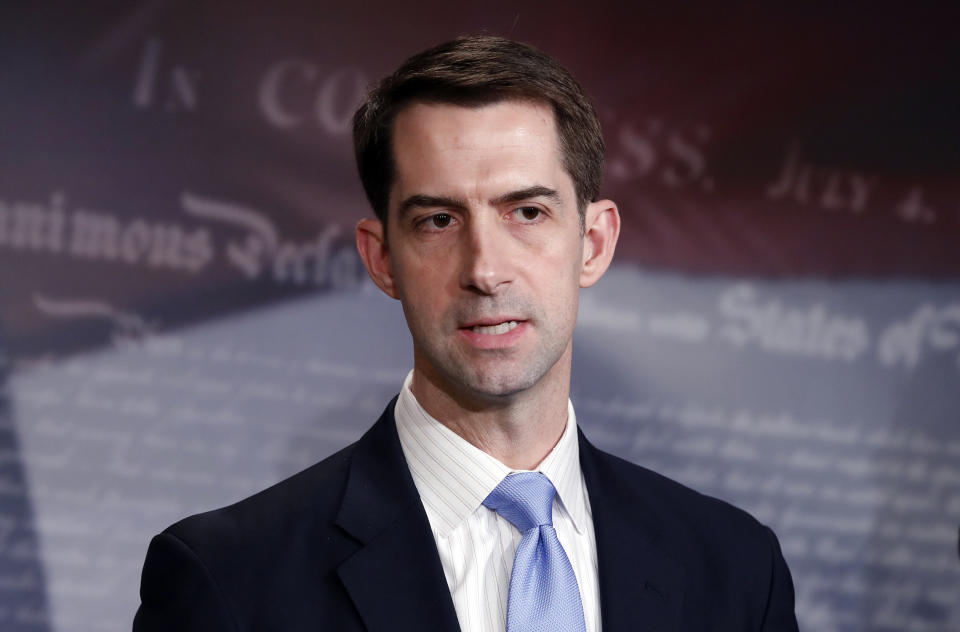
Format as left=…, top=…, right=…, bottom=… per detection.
left=459, top=215, right=513, bottom=295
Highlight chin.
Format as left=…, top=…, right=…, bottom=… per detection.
left=417, top=343, right=565, bottom=402
left=465, top=379, right=532, bottom=400
left=451, top=365, right=547, bottom=400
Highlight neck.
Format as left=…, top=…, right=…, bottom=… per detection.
left=410, top=352, right=572, bottom=470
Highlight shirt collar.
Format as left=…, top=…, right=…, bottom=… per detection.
left=394, top=371, right=588, bottom=536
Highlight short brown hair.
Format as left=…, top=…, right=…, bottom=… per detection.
left=352, top=35, right=604, bottom=228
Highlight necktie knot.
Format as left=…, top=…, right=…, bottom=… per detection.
left=482, top=472, right=556, bottom=533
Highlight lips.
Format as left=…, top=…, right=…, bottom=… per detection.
left=460, top=318, right=526, bottom=335
left=470, top=320, right=519, bottom=335
left=458, top=318, right=529, bottom=349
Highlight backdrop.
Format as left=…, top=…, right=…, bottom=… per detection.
left=2, top=3, right=959, bottom=631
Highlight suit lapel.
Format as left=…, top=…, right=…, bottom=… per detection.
left=335, top=400, right=461, bottom=632
left=579, top=431, right=685, bottom=632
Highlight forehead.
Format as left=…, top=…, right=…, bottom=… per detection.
left=389, top=100, right=569, bottom=199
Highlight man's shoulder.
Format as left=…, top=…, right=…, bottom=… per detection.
left=584, top=438, right=776, bottom=556
left=135, top=420, right=393, bottom=630
left=163, top=435, right=363, bottom=567
left=583, top=437, right=798, bottom=630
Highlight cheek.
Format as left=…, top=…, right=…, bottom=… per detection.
left=550, top=244, right=584, bottom=319
left=531, top=257, right=581, bottom=317
left=538, top=238, right=584, bottom=284
left=392, top=254, right=451, bottom=314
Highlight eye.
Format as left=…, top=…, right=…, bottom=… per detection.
left=418, top=213, right=455, bottom=231
left=514, top=207, right=543, bottom=222
left=431, top=213, right=453, bottom=228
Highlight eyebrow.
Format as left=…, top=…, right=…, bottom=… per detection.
left=491, top=185, right=562, bottom=207
left=396, top=185, right=563, bottom=221
left=397, top=194, right=467, bottom=221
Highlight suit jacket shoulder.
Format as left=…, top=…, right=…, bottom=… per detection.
left=134, top=398, right=460, bottom=632
left=165, top=437, right=356, bottom=564
left=579, top=432, right=799, bottom=631
left=135, top=435, right=364, bottom=631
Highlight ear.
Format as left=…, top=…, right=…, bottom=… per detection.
left=579, top=199, right=620, bottom=288
left=356, top=218, right=400, bottom=299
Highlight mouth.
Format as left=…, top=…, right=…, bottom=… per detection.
left=468, top=320, right=521, bottom=336
left=458, top=318, right=529, bottom=347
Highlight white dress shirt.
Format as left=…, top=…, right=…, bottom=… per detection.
left=394, top=371, right=601, bottom=632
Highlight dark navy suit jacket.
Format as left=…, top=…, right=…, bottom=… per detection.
left=134, top=398, right=799, bottom=631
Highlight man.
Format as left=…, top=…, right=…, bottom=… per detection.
left=134, top=36, right=799, bottom=631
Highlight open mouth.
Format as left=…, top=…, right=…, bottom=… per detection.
left=470, top=320, right=520, bottom=335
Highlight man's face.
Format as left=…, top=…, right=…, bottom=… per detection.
left=360, top=100, right=612, bottom=402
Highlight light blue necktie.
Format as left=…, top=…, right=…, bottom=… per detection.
left=483, top=472, right=587, bottom=632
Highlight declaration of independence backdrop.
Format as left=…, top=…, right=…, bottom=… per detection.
left=2, top=3, right=959, bottom=631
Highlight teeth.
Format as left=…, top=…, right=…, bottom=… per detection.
left=472, top=320, right=519, bottom=335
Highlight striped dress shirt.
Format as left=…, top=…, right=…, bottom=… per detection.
left=394, top=371, right=601, bottom=632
